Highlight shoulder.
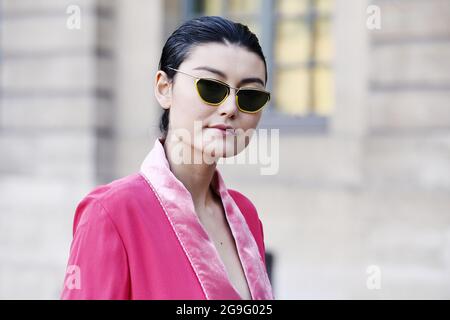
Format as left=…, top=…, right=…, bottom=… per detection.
left=80, top=173, right=147, bottom=203
left=228, top=189, right=267, bottom=263
left=227, top=189, right=263, bottom=236
left=72, top=173, right=149, bottom=234
left=228, top=189, right=259, bottom=222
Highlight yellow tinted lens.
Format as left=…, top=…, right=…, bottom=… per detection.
left=237, top=89, right=270, bottom=112
left=196, top=79, right=229, bottom=104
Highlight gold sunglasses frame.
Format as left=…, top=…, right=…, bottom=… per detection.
left=167, top=67, right=270, bottom=114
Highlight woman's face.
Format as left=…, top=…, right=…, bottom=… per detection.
left=156, top=42, right=267, bottom=162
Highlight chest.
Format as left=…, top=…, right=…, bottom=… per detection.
left=196, top=201, right=252, bottom=300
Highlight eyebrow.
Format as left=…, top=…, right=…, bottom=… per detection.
left=193, top=66, right=265, bottom=87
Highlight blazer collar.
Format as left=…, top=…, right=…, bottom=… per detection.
left=139, top=137, right=273, bottom=300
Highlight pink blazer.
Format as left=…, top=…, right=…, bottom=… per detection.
left=60, top=137, right=274, bottom=300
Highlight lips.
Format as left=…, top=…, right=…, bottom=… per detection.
left=208, top=124, right=233, bottom=130
left=207, top=124, right=236, bottom=135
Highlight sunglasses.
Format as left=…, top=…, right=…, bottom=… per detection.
left=167, top=67, right=270, bottom=114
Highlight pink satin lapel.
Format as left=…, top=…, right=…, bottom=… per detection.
left=139, top=137, right=273, bottom=300
left=211, top=172, right=274, bottom=299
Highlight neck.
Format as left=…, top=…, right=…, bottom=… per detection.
left=162, top=133, right=218, bottom=212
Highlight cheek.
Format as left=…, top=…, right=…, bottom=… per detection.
left=169, top=93, right=216, bottom=142
left=171, top=90, right=207, bottom=128
left=238, top=113, right=262, bottom=132
left=231, top=113, right=262, bottom=153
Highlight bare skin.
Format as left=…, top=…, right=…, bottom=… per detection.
left=197, top=187, right=252, bottom=300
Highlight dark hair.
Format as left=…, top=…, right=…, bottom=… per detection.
left=157, top=15, right=268, bottom=137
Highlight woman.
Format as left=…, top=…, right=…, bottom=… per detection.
left=61, top=16, right=273, bottom=300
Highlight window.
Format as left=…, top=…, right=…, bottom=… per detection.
left=184, top=0, right=262, bottom=38
left=275, top=0, right=334, bottom=116
left=180, top=0, right=334, bottom=129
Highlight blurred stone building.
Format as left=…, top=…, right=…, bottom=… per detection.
left=0, top=0, right=449, bottom=299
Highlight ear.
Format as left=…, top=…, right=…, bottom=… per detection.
left=154, top=70, right=172, bottom=110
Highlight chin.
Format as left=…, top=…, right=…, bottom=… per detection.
left=200, top=139, right=239, bottom=160
left=213, top=147, right=238, bottom=159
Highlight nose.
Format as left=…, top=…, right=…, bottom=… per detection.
left=217, top=88, right=238, bottom=118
